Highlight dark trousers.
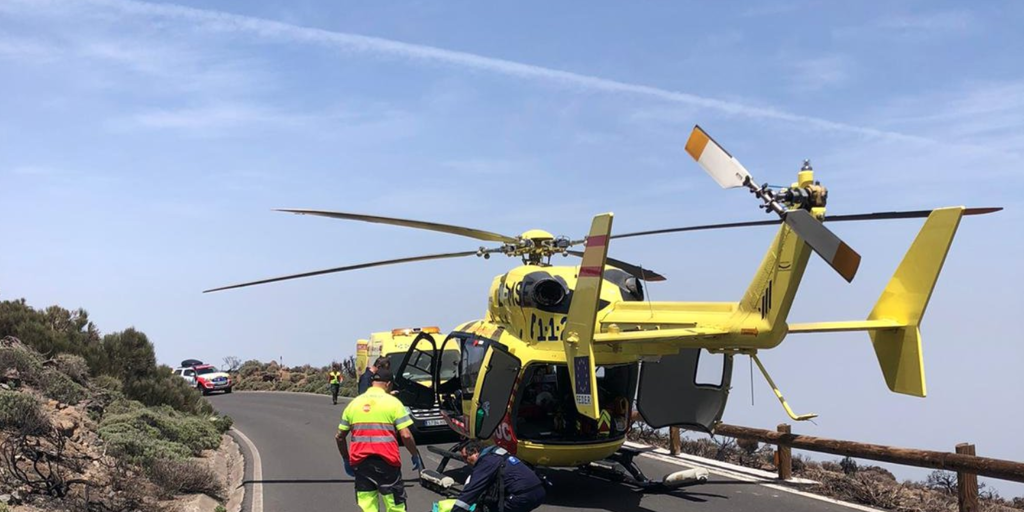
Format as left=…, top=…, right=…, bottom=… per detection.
left=504, top=486, right=546, bottom=512
left=330, top=383, right=340, bottom=403
left=354, top=456, right=406, bottom=512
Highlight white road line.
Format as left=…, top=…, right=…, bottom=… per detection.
left=231, top=427, right=264, bottom=512
left=627, top=442, right=883, bottom=512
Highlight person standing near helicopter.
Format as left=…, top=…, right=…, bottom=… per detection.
left=337, top=368, right=424, bottom=512
left=358, top=356, right=390, bottom=395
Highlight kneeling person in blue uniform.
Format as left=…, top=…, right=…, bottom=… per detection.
left=451, top=440, right=546, bottom=512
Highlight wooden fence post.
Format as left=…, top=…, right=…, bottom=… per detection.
left=670, top=426, right=681, bottom=455
left=777, top=423, right=792, bottom=480
left=956, top=443, right=979, bottom=512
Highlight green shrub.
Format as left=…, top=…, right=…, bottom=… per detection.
left=92, top=374, right=124, bottom=393
left=38, top=368, right=86, bottom=405
left=99, top=402, right=221, bottom=466
left=54, top=353, right=90, bottom=384
left=238, top=359, right=264, bottom=378
left=105, top=397, right=145, bottom=415
left=211, top=414, right=233, bottom=434
left=100, top=423, right=194, bottom=464
left=0, top=390, right=49, bottom=435
left=122, top=367, right=213, bottom=416
left=147, top=458, right=224, bottom=500
left=0, top=346, right=43, bottom=382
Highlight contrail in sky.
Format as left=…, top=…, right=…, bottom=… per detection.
left=25, top=0, right=933, bottom=143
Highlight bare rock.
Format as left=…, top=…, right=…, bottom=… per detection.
left=170, top=493, right=221, bottom=512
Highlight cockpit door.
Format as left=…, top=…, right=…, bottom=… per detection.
left=394, top=332, right=438, bottom=410
left=636, top=349, right=733, bottom=434
left=472, top=346, right=522, bottom=439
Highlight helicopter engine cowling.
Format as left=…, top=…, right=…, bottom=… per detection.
left=531, top=278, right=567, bottom=308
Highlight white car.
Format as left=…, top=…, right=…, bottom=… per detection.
left=173, top=367, right=197, bottom=386
left=190, top=364, right=233, bottom=395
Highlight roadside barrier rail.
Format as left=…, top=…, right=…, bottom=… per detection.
left=665, top=423, right=1024, bottom=512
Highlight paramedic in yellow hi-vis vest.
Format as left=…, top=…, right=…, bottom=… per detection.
left=336, top=368, right=423, bottom=512
left=328, top=366, right=344, bottom=405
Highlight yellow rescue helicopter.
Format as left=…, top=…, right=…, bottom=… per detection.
left=205, top=125, right=999, bottom=491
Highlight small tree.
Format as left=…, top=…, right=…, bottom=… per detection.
left=341, top=355, right=357, bottom=379
left=223, top=356, right=242, bottom=373
left=839, top=456, right=859, bottom=475
left=925, top=470, right=957, bottom=495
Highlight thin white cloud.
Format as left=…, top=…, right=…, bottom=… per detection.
left=0, top=36, right=61, bottom=62
left=19, top=0, right=935, bottom=144
left=130, top=104, right=310, bottom=131
left=441, top=158, right=530, bottom=176
left=872, top=80, right=1024, bottom=155
left=835, top=9, right=980, bottom=40
left=9, top=165, right=58, bottom=176
left=789, top=56, right=851, bottom=92
left=875, top=10, right=978, bottom=34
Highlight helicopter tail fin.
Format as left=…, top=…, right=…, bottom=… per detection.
left=788, top=207, right=965, bottom=397
left=867, top=206, right=964, bottom=397
left=563, top=212, right=613, bottom=420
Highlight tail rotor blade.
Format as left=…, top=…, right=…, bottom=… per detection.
left=784, top=210, right=861, bottom=282
left=685, top=125, right=753, bottom=189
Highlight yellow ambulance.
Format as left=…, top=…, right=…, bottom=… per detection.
left=356, top=326, right=460, bottom=435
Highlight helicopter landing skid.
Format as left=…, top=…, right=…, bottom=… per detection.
left=579, top=445, right=709, bottom=493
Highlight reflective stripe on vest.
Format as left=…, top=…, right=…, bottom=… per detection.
left=340, top=388, right=411, bottom=467
left=329, top=371, right=342, bottom=384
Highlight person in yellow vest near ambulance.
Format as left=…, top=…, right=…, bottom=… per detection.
left=336, top=368, right=423, bottom=512
left=328, top=365, right=344, bottom=405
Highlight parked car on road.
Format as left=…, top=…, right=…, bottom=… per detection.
left=173, top=366, right=197, bottom=386
left=192, top=364, right=232, bottom=395
left=173, top=360, right=232, bottom=395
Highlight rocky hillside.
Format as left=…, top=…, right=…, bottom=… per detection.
left=0, top=300, right=235, bottom=511
left=231, top=357, right=358, bottom=398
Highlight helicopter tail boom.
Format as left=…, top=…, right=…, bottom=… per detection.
left=788, top=207, right=966, bottom=397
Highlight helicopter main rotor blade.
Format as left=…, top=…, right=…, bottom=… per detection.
left=784, top=209, right=860, bottom=282
left=275, top=209, right=518, bottom=244
left=566, top=251, right=667, bottom=282
left=610, top=207, right=1002, bottom=240
left=203, top=251, right=478, bottom=293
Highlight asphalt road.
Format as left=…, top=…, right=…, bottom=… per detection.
left=210, top=392, right=864, bottom=512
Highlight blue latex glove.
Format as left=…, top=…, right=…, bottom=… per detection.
left=343, top=459, right=355, bottom=477
left=411, top=454, right=424, bottom=471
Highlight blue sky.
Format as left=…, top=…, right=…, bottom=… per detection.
left=2, top=0, right=1022, bottom=495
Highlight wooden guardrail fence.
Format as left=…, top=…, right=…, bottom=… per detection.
left=666, top=424, right=1024, bottom=512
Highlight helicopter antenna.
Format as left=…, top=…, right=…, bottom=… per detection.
left=749, top=355, right=754, bottom=406
left=640, top=264, right=654, bottom=319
